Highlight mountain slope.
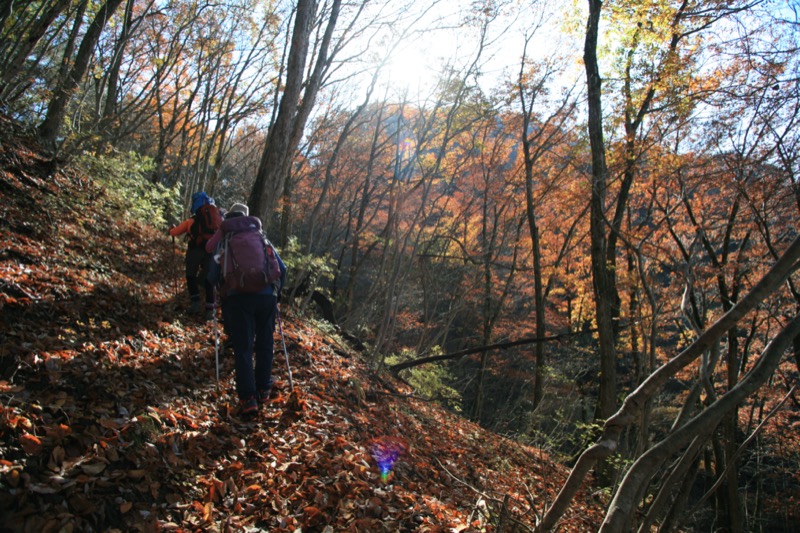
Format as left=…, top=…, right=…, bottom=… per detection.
left=0, top=123, right=602, bottom=531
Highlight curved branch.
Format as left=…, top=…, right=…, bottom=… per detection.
left=536, top=235, right=800, bottom=532
left=602, top=315, right=800, bottom=531
left=389, top=331, right=584, bottom=373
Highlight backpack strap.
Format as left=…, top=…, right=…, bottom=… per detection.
left=263, top=237, right=282, bottom=293
left=221, top=233, right=231, bottom=280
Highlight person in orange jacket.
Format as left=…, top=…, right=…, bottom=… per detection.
left=169, top=191, right=221, bottom=319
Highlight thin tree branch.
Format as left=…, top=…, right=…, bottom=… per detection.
left=388, top=330, right=589, bottom=373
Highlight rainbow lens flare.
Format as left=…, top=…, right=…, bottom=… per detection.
left=369, top=436, right=407, bottom=482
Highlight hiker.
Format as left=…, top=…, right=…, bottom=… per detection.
left=206, top=203, right=287, bottom=416
left=169, top=191, right=221, bottom=320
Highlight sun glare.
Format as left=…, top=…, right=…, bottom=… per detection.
left=382, top=38, right=446, bottom=97
left=370, top=0, right=539, bottom=100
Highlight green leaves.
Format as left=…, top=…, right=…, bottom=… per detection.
left=76, top=151, right=180, bottom=227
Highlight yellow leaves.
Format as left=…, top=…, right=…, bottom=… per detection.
left=202, top=501, right=213, bottom=523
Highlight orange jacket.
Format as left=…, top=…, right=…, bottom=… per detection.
left=169, top=218, right=194, bottom=237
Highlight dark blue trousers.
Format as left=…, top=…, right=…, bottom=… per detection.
left=221, top=292, right=277, bottom=401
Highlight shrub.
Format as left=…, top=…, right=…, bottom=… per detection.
left=77, top=151, right=180, bottom=228
left=388, top=348, right=463, bottom=411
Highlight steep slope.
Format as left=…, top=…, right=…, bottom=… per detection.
left=0, top=123, right=602, bottom=531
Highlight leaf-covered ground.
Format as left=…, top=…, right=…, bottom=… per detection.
left=0, top=121, right=602, bottom=532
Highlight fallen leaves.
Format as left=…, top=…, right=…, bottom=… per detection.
left=18, top=433, right=42, bottom=455
left=79, top=461, right=107, bottom=475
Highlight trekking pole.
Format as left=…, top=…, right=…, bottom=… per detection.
left=276, top=304, right=294, bottom=391
left=212, top=283, right=221, bottom=386
left=213, top=310, right=220, bottom=386
left=171, top=235, right=180, bottom=299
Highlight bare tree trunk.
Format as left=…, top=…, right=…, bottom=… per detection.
left=152, top=51, right=203, bottom=185
left=584, top=0, right=617, bottom=422
left=519, top=69, right=547, bottom=409
left=38, top=0, right=125, bottom=149
left=0, top=0, right=71, bottom=97
left=0, top=0, right=14, bottom=31
left=389, top=330, right=575, bottom=373
left=343, top=102, right=387, bottom=314
left=249, top=0, right=343, bottom=232
left=516, top=32, right=579, bottom=409
left=55, top=0, right=89, bottom=89
left=369, top=115, right=405, bottom=361
left=473, top=188, right=495, bottom=422
left=640, top=440, right=703, bottom=532
left=307, top=86, right=375, bottom=252
left=248, top=0, right=313, bottom=227
left=103, top=0, right=145, bottom=123
left=473, top=254, right=492, bottom=421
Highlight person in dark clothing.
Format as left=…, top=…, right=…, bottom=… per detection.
left=206, top=203, right=287, bottom=416
left=169, top=191, right=220, bottom=320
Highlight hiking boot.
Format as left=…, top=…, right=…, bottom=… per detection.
left=257, top=387, right=272, bottom=405
left=205, top=308, right=215, bottom=321
left=238, top=396, right=258, bottom=417
left=189, top=298, right=202, bottom=314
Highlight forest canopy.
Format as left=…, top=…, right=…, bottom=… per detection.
left=1, top=0, right=799, bottom=531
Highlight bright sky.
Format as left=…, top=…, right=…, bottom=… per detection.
left=373, top=1, right=575, bottom=100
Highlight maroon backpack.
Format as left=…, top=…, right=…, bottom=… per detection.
left=220, top=216, right=281, bottom=295
left=191, top=204, right=222, bottom=246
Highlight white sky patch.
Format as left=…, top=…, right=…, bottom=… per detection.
left=371, top=1, right=580, bottom=101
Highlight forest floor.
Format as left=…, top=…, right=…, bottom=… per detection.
left=0, top=121, right=604, bottom=531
